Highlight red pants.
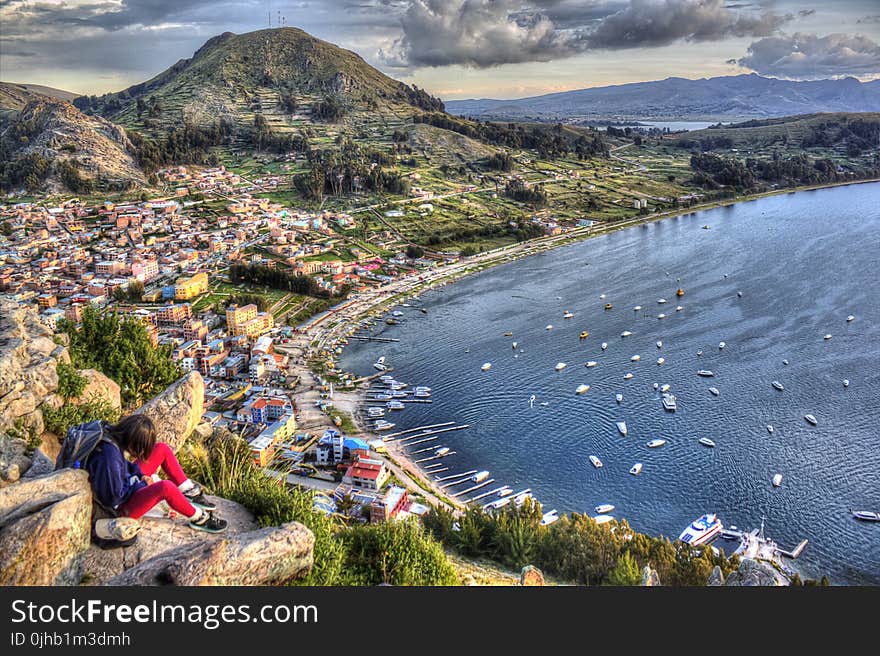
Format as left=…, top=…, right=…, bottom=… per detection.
left=119, top=443, right=196, bottom=519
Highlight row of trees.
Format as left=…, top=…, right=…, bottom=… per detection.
left=504, top=178, right=548, bottom=206
left=228, top=263, right=349, bottom=299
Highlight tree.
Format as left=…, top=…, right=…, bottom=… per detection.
left=0, top=221, right=12, bottom=236
left=405, top=244, right=424, bottom=259
left=607, top=551, right=641, bottom=586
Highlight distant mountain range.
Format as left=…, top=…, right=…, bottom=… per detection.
left=445, top=74, right=880, bottom=122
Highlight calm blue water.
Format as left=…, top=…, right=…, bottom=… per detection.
left=341, top=183, right=880, bottom=584
left=603, top=121, right=721, bottom=132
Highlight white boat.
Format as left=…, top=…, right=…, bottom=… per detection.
left=472, top=471, right=490, bottom=483
left=676, top=305, right=684, bottom=312
left=616, top=421, right=628, bottom=436
left=660, top=383, right=671, bottom=393
left=546, top=325, right=553, bottom=330
left=656, top=341, right=663, bottom=348
left=846, top=315, right=855, bottom=322
left=771, top=381, right=784, bottom=391
left=719, top=341, right=726, bottom=349
left=601, top=342, right=608, bottom=350
left=563, top=311, right=574, bottom=319
left=661, top=394, right=677, bottom=412
left=497, top=488, right=513, bottom=497
left=589, top=455, right=603, bottom=468
left=599, top=294, right=606, bottom=299
left=824, top=334, right=832, bottom=340
left=392, top=391, right=407, bottom=398
left=678, top=513, right=723, bottom=546
left=658, top=298, right=667, bottom=304
left=658, top=313, right=666, bottom=319
left=595, top=504, right=615, bottom=514
left=843, top=379, right=850, bottom=388
left=481, top=362, right=492, bottom=371
left=697, top=370, right=715, bottom=377
left=374, top=420, right=396, bottom=431
left=631, top=355, right=641, bottom=362
left=851, top=510, right=880, bottom=522
left=586, top=361, right=598, bottom=368
left=634, top=305, right=642, bottom=311
left=621, top=331, right=632, bottom=337
left=805, top=414, right=818, bottom=426
left=541, top=510, right=560, bottom=526
left=513, top=492, right=533, bottom=506
left=615, top=393, right=623, bottom=403
left=772, top=474, right=783, bottom=487
left=629, top=462, right=643, bottom=475
left=372, top=393, right=393, bottom=401
left=709, top=387, right=720, bottom=396
left=737, top=291, right=743, bottom=298
left=699, top=438, right=716, bottom=448
left=657, top=357, right=665, bottom=365
left=782, top=359, right=789, bottom=365
left=767, top=425, right=774, bottom=434
left=373, top=359, right=387, bottom=371
left=576, top=384, right=590, bottom=395
left=697, top=349, right=703, bottom=356
left=392, top=310, right=404, bottom=317
left=367, top=408, right=386, bottom=418
left=593, top=515, right=615, bottom=525
left=512, top=341, right=518, bottom=350
left=555, top=362, right=567, bottom=371
left=435, top=447, right=450, bottom=456
left=386, top=400, right=405, bottom=410
left=623, top=373, right=634, bottom=380
left=647, top=439, right=666, bottom=448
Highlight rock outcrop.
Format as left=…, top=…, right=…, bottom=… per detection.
left=0, top=469, right=92, bottom=585
left=134, top=371, right=204, bottom=452
left=708, top=565, right=725, bottom=586
left=0, top=301, right=69, bottom=436
left=640, top=566, right=661, bottom=586
left=724, top=558, right=787, bottom=586
left=0, top=436, right=32, bottom=487
left=520, top=565, right=545, bottom=586
left=71, top=369, right=121, bottom=411
left=107, top=521, right=315, bottom=586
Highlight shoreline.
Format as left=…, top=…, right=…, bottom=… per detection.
left=298, top=176, right=880, bottom=513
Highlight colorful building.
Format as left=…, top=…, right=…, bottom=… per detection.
left=174, top=272, right=208, bottom=300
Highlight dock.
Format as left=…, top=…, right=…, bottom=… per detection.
left=450, top=478, right=495, bottom=498
left=778, top=539, right=808, bottom=559
left=435, top=470, right=477, bottom=483
left=414, top=451, right=456, bottom=463
left=382, top=422, right=456, bottom=440
left=348, top=335, right=400, bottom=343
left=466, top=486, right=509, bottom=503
left=393, top=425, right=470, bottom=443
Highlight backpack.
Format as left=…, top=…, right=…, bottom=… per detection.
left=54, top=420, right=115, bottom=471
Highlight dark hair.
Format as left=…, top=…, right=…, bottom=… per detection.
left=107, top=414, right=157, bottom=461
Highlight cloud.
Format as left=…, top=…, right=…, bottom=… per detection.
left=383, top=0, right=793, bottom=68
left=738, top=32, right=880, bottom=79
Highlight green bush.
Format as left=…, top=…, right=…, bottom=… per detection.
left=56, top=362, right=87, bottom=401
left=43, top=399, right=120, bottom=438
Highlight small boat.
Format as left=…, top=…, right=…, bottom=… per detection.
left=604, top=303, right=613, bottom=310
left=772, top=474, right=783, bottom=487
left=367, top=408, right=386, bottom=418
left=718, top=341, right=726, bottom=350
left=385, top=318, right=399, bottom=325
left=631, top=355, right=641, bottom=362
left=615, top=393, right=623, bottom=403
left=658, top=298, right=667, bottom=304
left=661, top=394, right=677, bottom=412
left=782, top=359, right=789, bottom=365
left=503, top=332, right=513, bottom=336
left=595, top=504, right=615, bottom=514
left=579, top=331, right=589, bottom=339
left=616, top=421, right=628, bottom=436
left=374, top=420, right=396, bottom=431
left=697, top=349, right=703, bottom=356
left=564, top=311, right=574, bottom=319
left=593, top=515, right=615, bottom=525
left=709, top=387, right=720, bottom=396
left=386, top=400, right=405, bottom=410
left=599, top=294, right=606, bottom=299
left=656, top=341, right=663, bottom=348
left=623, top=373, right=634, bottom=380
left=697, top=370, right=715, bottom=377
left=498, top=488, right=513, bottom=497
left=601, top=342, right=608, bottom=350
left=657, top=357, right=665, bottom=365
left=481, top=362, right=492, bottom=371
left=843, top=379, right=850, bottom=388
left=699, top=438, right=716, bottom=448
left=676, top=288, right=684, bottom=297
left=435, top=447, right=450, bottom=456
left=851, top=510, right=880, bottom=522
left=653, top=383, right=659, bottom=390
left=629, top=463, right=643, bottom=476
left=772, top=381, right=784, bottom=391
left=541, top=510, right=560, bottom=526
left=678, top=513, right=722, bottom=546
left=846, top=315, right=855, bottom=323
left=589, top=455, right=603, bottom=468
left=660, top=383, right=671, bottom=393
left=647, top=439, right=666, bottom=448
left=657, top=313, right=666, bottom=319
left=555, top=362, right=567, bottom=371
left=824, top=334, right=832, bottom=340
left=372, top=393, right=393, bottom=401
left=392, top=310, right=404, bottom=317
left=633, top=305, right=642, bottom=311
left=472, top=471, right=490, bottom=483
left=621, top=331, right=632, bottom=337
left=805, top=414, right=818, bottom=426
left=546, top=324, right=553, bottom=330
left=702, top=224, right=710, bottom=229
left=586, top=361, right=598, bottom=368
left=737, top=291, right=743, bottom=298
left=576, top=384, right=590, bottom=395
left=373, top=356, right=387, bottom=371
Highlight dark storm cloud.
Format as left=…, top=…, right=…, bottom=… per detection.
left=382, top=0, right=793, bottom=68
left=738, top=32, right=880, bottom=78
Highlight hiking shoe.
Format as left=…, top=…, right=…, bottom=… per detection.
left=183, top=484, right=217, bottom=511
left=189, top=511, right=228, bottom=533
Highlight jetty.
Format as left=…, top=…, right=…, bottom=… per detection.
left=435, top=470, right=477, bottom=483
left=348, top=335, right=400, bottom=343
left=381, top=422, right=456, bottom=440
left=391, top=424, right=470, bottom=443
left=466, top=485, right=509, bottom=503
left=451, top=478, right=495, bottom=498
left=414, top=451, right=457, bottom=463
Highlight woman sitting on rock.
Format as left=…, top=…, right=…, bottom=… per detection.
left=86, top=414, right=227, bottom=533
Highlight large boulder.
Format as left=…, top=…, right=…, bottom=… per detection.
left=724, top=558, right=786, bottom=586
left=0, top=302, right=68, bottom=435
left=134, top=371, right=204, bottom=452
left=107, top=520, right=315, bottom=586
left=520, top=565, right=545, bottom=586
left=0, top=469, right=92, bottom=585
left=71, top=369, right=121, bottom=411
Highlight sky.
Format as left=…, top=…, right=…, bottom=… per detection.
left=1, top=1, right=879, bottom=99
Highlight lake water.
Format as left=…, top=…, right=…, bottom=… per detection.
left=340, top=183, right=880, bottom=584
left=602, top=120, right=721, bottom=132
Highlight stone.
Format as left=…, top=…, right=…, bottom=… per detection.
left=707, top=565, right=725, bottom=586
left=640, top=565, right=661, bottom=586
left=0, top=469, right=92, bottom=585
left=134, top=371, right=204, bottom=452
left=71, top=369, right=121, bottom=411
left=0, top=436, right=32, bottom=487
left=520, top=564, right=545, bottom=586
left=107, top=520, right=315, bottom=586
left=724, top=558, right=786, bottom=586
left=192, top=422, right=214, bottom=440
left=82, top=496, right=258, bottom=584
left=22, top=448, right=55, bottom=479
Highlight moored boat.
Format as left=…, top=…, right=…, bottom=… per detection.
left=647, top=439, right=666, bottom=448
left=593, top=514, right=615, bottom=525
left=772, top=473, right=783, bottom=487
left=541, top=510, right=560, bottom=526
left=586, top=361, right=598, bottom=367
left=719, top=341, right=726, bottom=349
left=616, top=393, right=623, bottom=403
left=616, top=421, right=628, bottom=436
left=623, top=373, right=634, bottom=380
left=699, top=437, right=716, bottom=448
left=564, top=311, right=574, bottom=319
left=576, top=384, right=590, bottom=395
left=481, top=362, right=492, bottom=371
left=629, top=462, right=643, bottom=475
left=435, top=447, right=450, bottom=456
left=631, top=354, right=641, bottom=361
left=678, top=513, right=723, bottom=545
left=579, top=331, right=589, bottom=339
left=604, top=303, right=613, bottom=310
left=621, top=331, right=632, bottom=337
left=805, top=414, right=818, bottom=425
left=472, top=470, right=490, bottom=483
left=709, top=387, right=720, bottom=396
left=555, top=362, right=567, bottom=371
left=589, top=455, right=603, bottom=468
left=656, top=341, right=662, bottom=348
left=767, top=425, right=774, bottom=434
left=772, top=381, right=784, bottom=391
left=595, top=504, right=615, bottom=514
left=697, top=370, right=715, bottom=377
left=657, top=357, right=665, bottom=365
left=847, top=315, right=855, bottom=322
left=661, top=393, right=677, bottom=412
left=851, top=509, right=880, bottom=522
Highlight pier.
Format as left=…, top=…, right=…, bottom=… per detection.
left=450, top=478, right=495, bottom=498
left=392, top=424, right=470, bottom=443
left=381, top=422, right=456, bottom=440
left=435, top=470, right=477, bottom=484
left=778, top=539, right=809, bottom=559
left=466, top=486, right=509, bottom=503
left=348, top=335, right=400, bottom=343
left=414, top=450, right=457, bottom=463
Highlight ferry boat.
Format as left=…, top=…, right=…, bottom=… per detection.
left=805, top=414, right=818, bottom=426
left=661, top=394, right=677, bottom=412
left=541, top=510, right=560, bottom=526
left=589, top=455, right=603, bottom=468
left=575, top=384, right=590, bottom=395
left=616, top=421, right=628, bottom=436
left=481, top=362, right=492, bottom=371
left=647, top=439, right=666, bottom=448
left=471, top=471, right=490, bottom=483
left=772, top=474, right=783, bottom=487
left=586, top=361, right=598, bottom=368
left=851, top=509, right=880, bottom=522
left=623, top=373, right=634, bottom=380
left=697, top=370, right=715, bottom=377
left=699, top=437, right=716, bottom=448
left=629, top=462, right=643, bottom=475
left=555, top=362, right=567, bottom=371
left=772, top=381, right=784, bottom=391
left=678, top=513, right=723, bottom=546
left=595, top=504, right=615, bottom=514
